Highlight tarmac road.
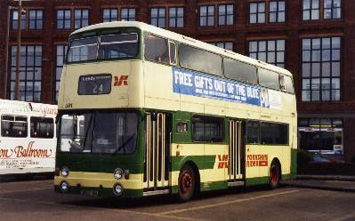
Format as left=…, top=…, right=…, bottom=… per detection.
left=0, top=179, right=355, bottom=221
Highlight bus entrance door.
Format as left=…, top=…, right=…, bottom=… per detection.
left=228, top=120, right=244, bottom=186
left=143, top=113, right=170, bottom=196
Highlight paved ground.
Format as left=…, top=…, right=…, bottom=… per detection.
left=282, top=175, right=355, bottom=193
left=1, top=179, right=355, bottom=221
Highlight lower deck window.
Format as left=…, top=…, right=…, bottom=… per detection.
left=247, top=121, right=288, bottom=145
left=1, top=115, right=28, bottom=138
left=30, top=117, right=54, bottom=138
left=260, top=122, right=288, bottom=145
left=192, top=116, right=223, bottom=142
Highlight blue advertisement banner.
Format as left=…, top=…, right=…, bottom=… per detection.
left=172, top=67, right=270, bottom=108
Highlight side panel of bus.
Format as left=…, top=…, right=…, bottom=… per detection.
left=0, top=113, right=56, bottom=175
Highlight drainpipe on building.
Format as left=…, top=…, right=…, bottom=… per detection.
left=15, top=0, right=22, bottom=101
left=4, top=6, right=12, bottom=99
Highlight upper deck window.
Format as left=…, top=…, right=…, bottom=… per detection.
left=179, top=44, right=222, bottom=76
left=68, top=36, right=98, bottom=62
left=144, top=35, right=169, bottom=64
left=98, top=33, right=138, bottom=59
left=280, top=75, right=295, bottom=94
left=258, top=68, right=280, bottom=90
left=224, top=58, right=257, bottom=84
left=67, top=31, right=139, bottom=63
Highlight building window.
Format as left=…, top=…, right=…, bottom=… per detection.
left=250, top=2, right=266, bottom=24
left=57, top=9, right=71, bottom=29
left=212, top=42, right=234, bottom=51
left=74, top=9, right=89, bottom=30
left=11, top=10, right=26, bottom=30
left=121, top=8, right=136, bottom=21
left=298, top=118, right=343, bottom=154
left=28, top=10, right=43, bottom=30
left=269, top=1, right=285, bottom=23
left=9, top=45, right=42, bottom=101
left=55, top=45, right=67, bottom=102
left=102, top=8, right=118, bottom=22
left=169, top=7, right=184, bottom=28
left=324, top=0, right=341, bottom=19
left=302, top=37, right=341, bottom=102
left=218, top=4, right=234, bottom=26
left=11, top=9, right=43, bottom=30
left=199, top=5, right=214, bottom=27
left=151, top=8, right=166, bottom=28
left=249, top=40, right=285, bottom=67
left=303, top=0, right=320, bottom=20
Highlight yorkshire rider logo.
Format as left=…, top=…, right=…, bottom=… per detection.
left=217, top=154, right=228, bottom=169
left=114, top=75, right=129, bottom=86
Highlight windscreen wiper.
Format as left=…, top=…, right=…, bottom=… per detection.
left=114, top=135, right=135, bottom=154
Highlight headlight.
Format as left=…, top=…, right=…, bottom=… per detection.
left=61, top=167, right=69, bottom=177
left=113, top=183, right=123, bottom=196
left=60, top=181, right=69, bottom=192
left=114, top=168, right=123, bottom=180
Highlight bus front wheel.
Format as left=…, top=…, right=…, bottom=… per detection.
left=269, top=162, right=281, bottom=189
left=177, top=164, right=195, bottom=202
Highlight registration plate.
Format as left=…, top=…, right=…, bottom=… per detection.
left=81, top=190, right=99, bottom=196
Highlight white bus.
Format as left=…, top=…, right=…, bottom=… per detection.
left=0, top=99, right=57, bottom=175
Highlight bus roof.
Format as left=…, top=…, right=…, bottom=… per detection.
left=70, top=21, right=292, bottom=77
left=0, top=99, right=57, bottom=116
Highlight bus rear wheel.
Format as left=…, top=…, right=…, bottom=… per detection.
left=269, top=162, right=281, bottom=189
left=178, top=164, right=195, bottom=202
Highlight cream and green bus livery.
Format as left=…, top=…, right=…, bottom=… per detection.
left=54, top=21, right=297, bottom=201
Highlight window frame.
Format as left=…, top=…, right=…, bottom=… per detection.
left=54, top=44, right=68, bottom=102
left=179, top=43, right=223, bottom=76
left=199, top=5, right=215, bottom=27
left=28, top=9, right=44, bottom=30
left=144, top=34, right=170, bottom=65
left=150, top=7, right=166, bottom=28
left=9, top=45, right=43, bottom=101
left=212, top=42, right=234, bottom=51
left=249, top=2, right=266, bottom=24
left=102, top=8, right=118, bottom=22
left=301, top=37, right=341, bottom=102
left=324, top=0, right=342, bottom=19
left=192, top=115, right=224, bottom=143
left=249, top=39, right=286, bottom=68
left=246, top=120, right=289, bottom=145
left=218, top=4, right=234, bottom=26
left=121, top=8, right=136, bottom=21
left=74, top=9, right=90, bottom=30
left=30, top=117, right=55, bottom=139
left=168, top=7, right=184, bottom=28
left=269, top=1, right=285, bottom=23
left=56, top=9, right=72, bottom=30
left=1, top=115, right=28, bottom=138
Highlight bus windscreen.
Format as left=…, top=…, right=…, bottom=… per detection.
left=67, top=32, right=139, bottom=63
left=59, top=112, right=138, bottom=154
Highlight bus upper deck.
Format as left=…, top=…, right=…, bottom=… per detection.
left=59, top=21, right=295, bottom=120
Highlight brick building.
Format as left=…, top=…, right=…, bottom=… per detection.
left=0, top=0, right=354, bottom=161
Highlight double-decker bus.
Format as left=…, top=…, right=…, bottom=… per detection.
left=54, top=21, right=297, bottom=201
left=0, top=99, right=57, bottom=176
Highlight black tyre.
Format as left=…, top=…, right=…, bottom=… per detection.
left=269, top=162, right=281, bottom=189
left=177, top=164, right=195, bottom=202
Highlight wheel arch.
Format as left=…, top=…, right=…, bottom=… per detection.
left=180, top=160, right=201, bottom=193
left=270, top=157, right=282, bottom=180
